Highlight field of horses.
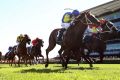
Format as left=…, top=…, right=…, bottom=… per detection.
left=0, top=64, right=120, bottom=80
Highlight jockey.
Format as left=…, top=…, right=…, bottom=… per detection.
left=16, top=34, right=24, bottom=43
left=83, top=23, right=102, bottom=43
left=32, top=37, right=40, bottom=46
left=57, top=9, right=80, bottom=42
left=99, top=19, right=106, bottom=25
left=7, top=46, right=13, bottom=55
left=61, top=9, right=80, bottom=29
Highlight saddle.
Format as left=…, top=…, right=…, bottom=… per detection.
left=56, top=28, right=66, bottom=44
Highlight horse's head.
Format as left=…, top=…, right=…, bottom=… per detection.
left=85, top=11, right=118, bottom=32
left=73, top=12, right=89, bottom=25
left=37, top=39, right=44, bottom=47
left=24, top=34, right=31, bottom=45
left=85, top=11, right=100, bottom=26
left=100, top=20, right=118, bottom=32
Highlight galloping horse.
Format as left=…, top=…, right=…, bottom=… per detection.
left=16, top=34, right=31, bottom=66
left=4, top=46, right=16, bottom=66
left=45, top=12, right=92, bottom=68
left=46, top=12, right=106, bottom=66
left=30, top=39, right=44, bottom=63
left=84, top=13, right=118, bottom=62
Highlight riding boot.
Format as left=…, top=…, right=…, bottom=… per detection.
left=57, top=28, right=66, bottom=42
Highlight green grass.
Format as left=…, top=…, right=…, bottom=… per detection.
left=0, top=64, right=120, bottom=80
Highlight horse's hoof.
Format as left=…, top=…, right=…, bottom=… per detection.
left=45, top=64, right=48, bottom=68
left=64, top=66, right=68, bottom=69
left=90, top=64, right=93, bottom=67
left=62, top=64, right=64, bottom=67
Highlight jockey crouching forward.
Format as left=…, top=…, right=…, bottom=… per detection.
left=32, top=38, right=40, bottom=46
left=6, top=46, right=13, bottom=56
left=83, top=24, right=102, bottom=44
left=57, top=10, right=80, bottom=43
left=16, top=34, right=24, bottom=44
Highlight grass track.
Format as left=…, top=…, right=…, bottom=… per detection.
left=0, top=64, right=120, bottom=80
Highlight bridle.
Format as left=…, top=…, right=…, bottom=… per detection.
left=73, top=12, right=97, bottom=25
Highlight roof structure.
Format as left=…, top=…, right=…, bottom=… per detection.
left=85, top=0, right=120, bottom=17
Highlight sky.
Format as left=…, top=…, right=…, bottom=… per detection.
left=0, top=0, right=112, bottom=58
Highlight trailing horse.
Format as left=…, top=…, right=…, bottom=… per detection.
left=4, top=46, right=17, bottom=66
left=84, top=19, right=119, bottom=63
left=16, top=34, right=31, bottom=67
left=29, top=38, right=44, bottom=64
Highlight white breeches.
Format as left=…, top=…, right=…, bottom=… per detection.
left=61, top=23, right=71, bottom=29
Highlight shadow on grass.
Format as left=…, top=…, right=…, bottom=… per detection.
left=53, top=65, right=100, bottom=70
left=68, top=67, right=100, bottom=70
left=0, top=66, right=9, bottom=69
left=20, top=68, right=68, bottom=73
left=19, top=66, right=100, bottom=73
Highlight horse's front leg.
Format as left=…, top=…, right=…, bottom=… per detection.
left=58, top=47, right=65, bottom=67
left=62, top=49, right=71, bottom=69
left=17, top=56, right=20, bottom=67
left=45, top=49, right=49, bottom=67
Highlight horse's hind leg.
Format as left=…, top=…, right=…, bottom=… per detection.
left=83, top=56, right=93, bottom=67
left=45, top=42, right=56, bottom=68
left=99, top=51, right=104, bottom=63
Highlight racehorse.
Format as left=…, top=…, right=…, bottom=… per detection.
left=45, top=12, right=92, bottom=68
left=16, top=34, right=31, bottom=66
left=84, top=13, right=118, bottom=62
left=30, top=39, right=44, bottom=64
left=4, top=46, right=17, bottom=66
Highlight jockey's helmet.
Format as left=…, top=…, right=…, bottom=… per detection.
left=8, top=46, right=12, bottom=50
left=72, top=10, right=80, bottom=17
left=36, top=37, right=40, bottom=40
left=99, top=19, right=106, bottom=24
left=20, top=34, right=23, bottom=37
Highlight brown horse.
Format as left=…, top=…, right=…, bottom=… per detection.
left=59, top=13, right=120, bottom=67
left=45, top=12, right=92, bottom=68
left=4, top=46, right=17, bottom=66
left=84, top=13, right=118, bottom=62
left=46, top=12, right=106, bottom=66
left=29, top=39, right=44, bottom=64
left=16, top=34, right=31, bottom=66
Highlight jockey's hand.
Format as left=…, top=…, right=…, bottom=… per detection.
left=70, top=21, right=75, bottom=26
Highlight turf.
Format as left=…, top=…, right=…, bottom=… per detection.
left=0, top=64, right=120, bottom=80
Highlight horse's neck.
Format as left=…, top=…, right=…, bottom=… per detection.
left=101, top=24, right=110, bottom=31
left=103, top=22, right=118, bottom=32
left=35, top=44, right=41, bottom=50
left=18, top=42, right=27, bottom=48
left=37, top=45, right=41, bottom=49
left=100, top=32, right=117, bottom=41
left=64, top=22, right=87, bottom=45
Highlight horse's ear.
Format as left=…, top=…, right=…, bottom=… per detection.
left=42, top=40, right=44, bottom=43
left=85, top=10, right=90, bottom=14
